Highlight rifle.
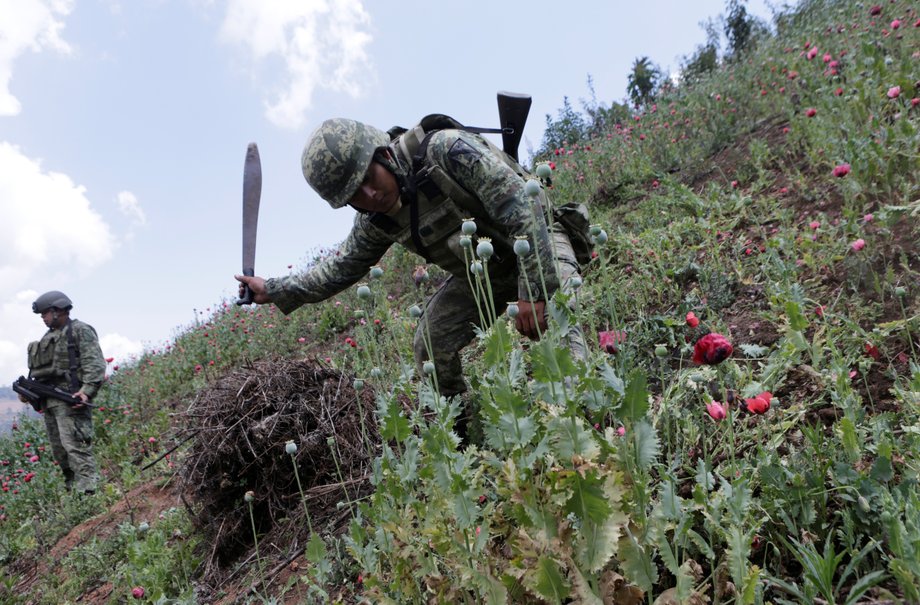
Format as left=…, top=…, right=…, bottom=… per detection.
left=12, top=376, right=93, bottom=411
left=496, top=91, right=532, bottom=162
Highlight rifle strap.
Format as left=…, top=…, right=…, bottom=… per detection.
left=65, top=319, right=81, bottom=393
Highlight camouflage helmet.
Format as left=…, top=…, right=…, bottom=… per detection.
left=302, top=118, right=390, bottom=209
left=32, top=290, right=73, bottom=313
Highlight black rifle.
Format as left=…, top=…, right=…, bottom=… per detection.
left=496, top=91, right=532, bottom=162
left=12, top=376, right=92, bottom=411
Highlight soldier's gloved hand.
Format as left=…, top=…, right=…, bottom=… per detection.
left=515, top=300, right=547, bottom=340
left=234, top=274, right=271, bottom=304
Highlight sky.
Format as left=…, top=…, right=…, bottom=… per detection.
left=0, top=0, right=781, bottom=384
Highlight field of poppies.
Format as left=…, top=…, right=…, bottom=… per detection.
left=0, top=0, right=918, bottom=603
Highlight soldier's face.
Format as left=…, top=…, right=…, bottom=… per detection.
left=40, top=309, right=58, bottom=328
left=349, top=160, right=399, bottom=214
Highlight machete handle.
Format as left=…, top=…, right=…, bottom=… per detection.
left=237, top=267, right=255, bottom=306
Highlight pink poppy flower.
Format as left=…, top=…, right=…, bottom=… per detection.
left=706, top=401, right=727, bottom=421
left=890, top=19, right=900, bottom=29
left=598, top=330, right=627, bottom=354
left=692, top=333, right=733, bottom=365
left=832, top=163, right=851, bottom=177
left=132, top=587, right=146, bottom=599
left=850, top=238, right=866, bottom=251
left=887, top=86, right=901, bottom=99
left=809, top=220, right=821, bottom=230
left=805, top=108, right=817, bottom=117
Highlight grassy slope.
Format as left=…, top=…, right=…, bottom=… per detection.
left=1, top=0, right=918, bottom=602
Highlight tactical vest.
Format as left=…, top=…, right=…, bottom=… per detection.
left=367, top=115, right=534, bottom=279
left=27, top=319, right=94, bottom=391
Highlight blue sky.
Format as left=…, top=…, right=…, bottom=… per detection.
left=0, top=0, right=779, bottom=383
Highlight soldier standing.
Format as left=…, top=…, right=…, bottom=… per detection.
left=236, top=118, right=587, bottom=434
left=24, top=291, right=104, bottom=494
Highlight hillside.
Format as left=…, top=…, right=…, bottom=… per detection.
left=0, top=0, right=918, bottom=603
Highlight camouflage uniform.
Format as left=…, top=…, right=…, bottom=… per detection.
left=28, top=319, right=104, bottom=493
left=267, top=128, right=585, bottom=395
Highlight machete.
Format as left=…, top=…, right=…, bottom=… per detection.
left=237, top=143, right=261, bottom=305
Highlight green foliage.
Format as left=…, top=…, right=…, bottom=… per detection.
left=2, top=0, right=919, bottom=602
left=626, top=56, right=662, bottom=109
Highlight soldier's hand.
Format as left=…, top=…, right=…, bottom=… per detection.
left=515, top=300, right=547, bottom=340
left=72, top=390, right=89, bottom=409
left=235, top=274, right=271, bottom=304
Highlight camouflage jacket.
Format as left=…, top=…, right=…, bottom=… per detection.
left=28, top=319, right=106, bottom=398
left=266, top=129, right=559, bottom=314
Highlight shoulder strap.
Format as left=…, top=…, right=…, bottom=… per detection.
left=65, top=319, right=81, bottom=392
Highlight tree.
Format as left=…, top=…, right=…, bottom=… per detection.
left=680, top=18, right=721, bottom=84
left=538, top=96, right=588, bottom=155
left=626, top=56, right=662, bottom=109
left=724, top=0, right=753, bottom=58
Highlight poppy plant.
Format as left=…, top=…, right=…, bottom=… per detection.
left=686, top=311, right=700, bottom=327
left=706, top=401, right=727, bottom=421
left=745, top=391, right=772, bottom=414
left=598, top=330, right=627, bottom=354
left=832, top=163, right=851, bottom=177
left=692, top=333, right=733, bottom=365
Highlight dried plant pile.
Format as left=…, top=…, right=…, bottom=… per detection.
left=180, top=358, right=377, bottom=571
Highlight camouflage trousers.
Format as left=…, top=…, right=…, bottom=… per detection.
left=42, top=398, right=99, bottom=493
left=414, top=230, right=587, bottom=396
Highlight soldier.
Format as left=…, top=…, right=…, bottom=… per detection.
left=236, top=118, right=586, bottom=432
left=24, top=291, right=104, bottom=494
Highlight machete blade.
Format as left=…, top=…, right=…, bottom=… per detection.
left=237, top=142, right=261, bottom=305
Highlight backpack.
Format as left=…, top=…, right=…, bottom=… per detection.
left=388, top=114, right=593, bottom=266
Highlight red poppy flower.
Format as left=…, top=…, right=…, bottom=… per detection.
left=805, top=108, right=817, bottom=117
left=869, top=5, right=881, bottom=16
left=864, top=342, right=880, bottom=360
left=686, top=311, right=700, bottom=328
left=598, top=330, right=627, bottom=354
left=692, top=333, right=733, bottom=365
left=832, top=163, right=851, bottom=177
left=745, top=391, right=772, bottom=414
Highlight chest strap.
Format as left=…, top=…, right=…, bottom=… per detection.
left=65, top=320, right=80, bottom=393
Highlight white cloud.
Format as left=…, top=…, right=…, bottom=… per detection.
left=0, top=0, right=74, bottom=116
left=220, top=0, right=374, bottom=129
left=99, top=332, right=144, bottom=371
left=0, top=290, right=41, bottom=382
left=0, top=142, right=118, bottom=382
left=116, top=190, right=146, bottom=226
left=0, top=142, right=116, bottom=289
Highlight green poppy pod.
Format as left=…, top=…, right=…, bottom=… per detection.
left=409, top=305, right=423, bottom=319
left=535, top=163, right=552, bottom=179
left=513, top=237, right=531, bottom=256
left=476, top=238, right=494, bottom=260
left=506, top=302, right=519, bottom=318
left=461, top=219, right=477, bottom=235
left=369, top=266, right=384, bottom=279
left=356, top=284, right=372, bottom=300
left=285, top=441, right=297, bottom=455
left=524, top=179, right=542, bottom=198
